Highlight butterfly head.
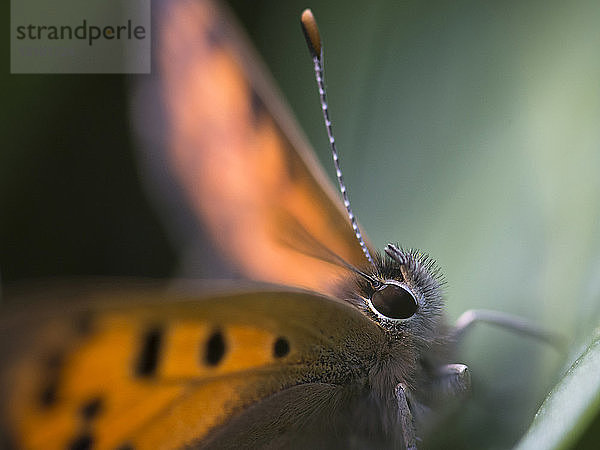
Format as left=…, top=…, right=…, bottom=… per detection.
left=343, top=244, right=448, bottom=388
left=355, top=244, right=444, bottom=322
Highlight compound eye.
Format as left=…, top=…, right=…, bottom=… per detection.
left=371, top=283, right=418, bottom=319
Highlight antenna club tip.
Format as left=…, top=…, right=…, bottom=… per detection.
left=301, top=8, right=315, bottom=23
left=300, top=8, right=322, bottom=58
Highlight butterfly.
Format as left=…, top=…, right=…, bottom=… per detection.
left=0, top=0, right=558, bottom=449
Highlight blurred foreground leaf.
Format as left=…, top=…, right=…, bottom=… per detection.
left=516, top=331, right=600, bottom=450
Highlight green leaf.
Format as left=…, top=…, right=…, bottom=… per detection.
left=516, top=331, right=600, bottom=450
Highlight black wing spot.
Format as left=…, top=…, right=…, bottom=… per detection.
left=68, top=433, right=93, bottom=450
left=273, top=337, right=290, bottom=358
left=80, top=396, right=103, bottom=421
left=45, top=352, right=64, bottom=370
left=115, top=443, right=134, bottom=450
left=206, top=19, right=225, bottom=48
left=250, top=88, right=266, bottom=124
left=75, top=312, right=93, bottom=336
left=204, top=330, right=226, bottom=366
left=39, top=352, right=64, bottom=408
left=1, top=432, right=17, bottom=450
left=39, top=378, right=59, bottom=408
left=134, top=327, right=163, bottom=377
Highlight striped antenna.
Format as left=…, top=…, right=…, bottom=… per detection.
left=300, top=9, right=375, bottom=267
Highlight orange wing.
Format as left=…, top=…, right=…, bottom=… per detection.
left=134, top=0, right=370, bottom=295
left=0, top=286, right=384, bottom=449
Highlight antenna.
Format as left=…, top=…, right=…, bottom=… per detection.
left=300, top=9, right=375, bottom=267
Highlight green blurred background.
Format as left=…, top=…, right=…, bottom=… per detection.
left=2, top=0, right=599, bottom=448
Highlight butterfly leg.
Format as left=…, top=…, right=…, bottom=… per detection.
left=434, top=363, right=471, bottom=398
left=452, top=309, right=564, bottom=348
left=395, top=383, right=418, bottom=450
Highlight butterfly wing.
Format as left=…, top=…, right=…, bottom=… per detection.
left=133, top=0, right=370, bottom=295
left=0, top=286, right=385, bottom=449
